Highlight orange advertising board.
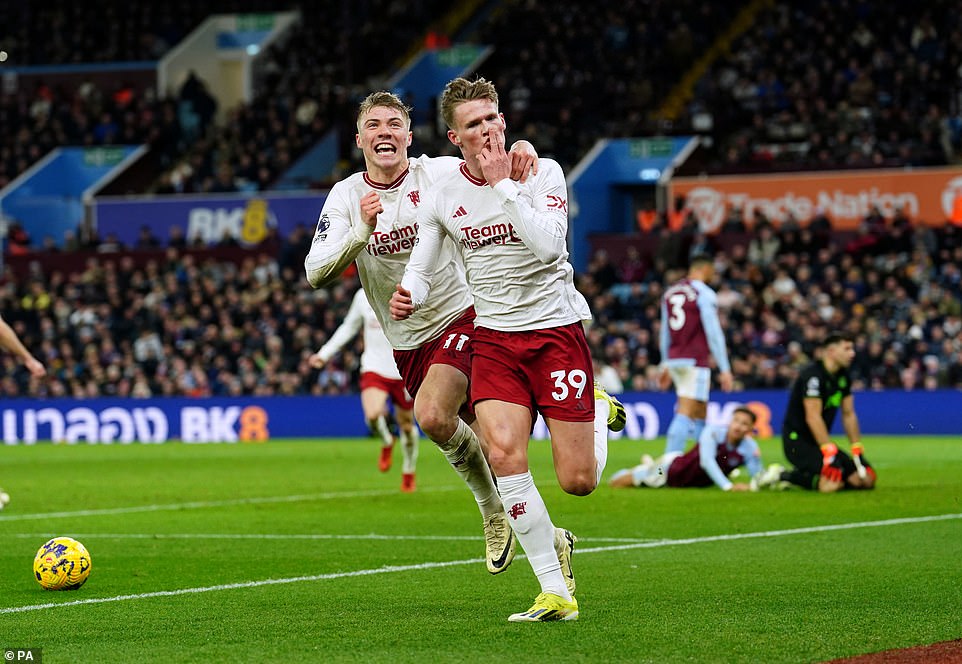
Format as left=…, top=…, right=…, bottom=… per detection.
left=671, top=167, right=962, bottom=232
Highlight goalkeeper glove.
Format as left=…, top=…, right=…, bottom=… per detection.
left=820, top=442, right=842, bottom=483
left=820, top=442, right=838, bottom=463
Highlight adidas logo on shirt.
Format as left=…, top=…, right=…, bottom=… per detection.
left=452, top=206, right=468, bottom=218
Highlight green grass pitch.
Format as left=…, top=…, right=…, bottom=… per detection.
left=1, top=434, right=961, bottom=663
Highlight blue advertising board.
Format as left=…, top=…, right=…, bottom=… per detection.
left=93, top=192, right=328, bottom=247
left=0, top=390, right=957, bottom=445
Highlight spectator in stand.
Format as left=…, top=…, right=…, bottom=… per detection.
left=748, top=222, right=781, bottom=268
left=721, top=206, right=748, bottom=233
left=135, top=226, right=162, bottom=250
left=587, top=249, right=620, bottom=292
left=593, top=354, right=623, bottom=395
left=167, top=226, right=187, bottom=249
left=619, top=246, right=647, bottom=283
left=96, top=233, right=124, bottom=253
left=178, top=71, right=218, bottom=138
left=6, top=223, right=32, bottom=255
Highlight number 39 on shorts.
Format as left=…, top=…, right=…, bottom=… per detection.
left=550, top=369, right=588, bottom=401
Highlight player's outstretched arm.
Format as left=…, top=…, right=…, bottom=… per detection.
left=0, top=316, right=45, bottom=378
left=697, top=430, right=736, bottom=491
left=314, top=290, right=366, bottom=360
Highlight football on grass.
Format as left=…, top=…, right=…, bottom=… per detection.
left=33, top=537, right=92, bottom=590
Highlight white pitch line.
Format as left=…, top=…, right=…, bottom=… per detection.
left=9, top=532, right=483, bottom=542
left=1, top=559, right=481, bottom=615
left=8, top=533, right=657, bottom=543
left=571, top=512, right=962, bottom=554
left=3, top=512, right=960, bottom=615
left=0, top=486, right=460, bottom=522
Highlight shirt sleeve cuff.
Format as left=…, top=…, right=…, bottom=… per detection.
left=493, top=179, right=520, bottom=203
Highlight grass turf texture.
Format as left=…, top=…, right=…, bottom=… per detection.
left=1, top=435, right=960, bottom=663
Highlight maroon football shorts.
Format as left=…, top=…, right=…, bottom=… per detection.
left=470, top=322, right=595, bottom=422
left=393, top=307, right=475, bottom=399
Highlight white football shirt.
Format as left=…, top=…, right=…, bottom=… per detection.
left=304, top=155, right=473, bottom=350
left=317, top=289, right=401, bottom=380
left=401, top=158, right=591, bottom=332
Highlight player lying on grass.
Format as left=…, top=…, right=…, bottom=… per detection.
left=609, top=407, right=767, bottom=491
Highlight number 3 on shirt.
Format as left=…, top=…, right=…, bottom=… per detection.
left=667, top=293, right=688, bottom=330
left=550, top=369, right=588, bottom=401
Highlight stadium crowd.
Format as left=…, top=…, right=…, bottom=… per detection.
left=363, top=0, right=958, bottom=175
left=689, top=0, right=962, bottom=173
left=579, top=212, right=962, bottom=394
left=0, top=0, right=452, bottom=193
left=1, top=207, right=960, bottom=400
left=2, top=1, right=962, bottom=399
left=4, top=1, right=959, bottom=188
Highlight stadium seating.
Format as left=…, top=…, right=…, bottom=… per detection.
left=0, top=0, right=455, bottom=192
left=2, top=2, right=960, bottom=398
left=680, top=0, right=962, bottom=173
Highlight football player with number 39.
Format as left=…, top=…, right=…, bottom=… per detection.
left=391, top=77, right=625, bottom=623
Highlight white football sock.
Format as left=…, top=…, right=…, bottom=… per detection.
left=369, top=415, right=395, bottom=448
left=593, top=397, right=610, bottom=485
left=497, top=471, right=570, bottom=600
left=400, top=428, right=418, bottom=474
left=437, top=419, right=502, bottom=517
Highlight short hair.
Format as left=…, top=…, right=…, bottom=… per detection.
left=688, top=255, right=713, bottom=270
left=821, top=331, right=853, bottom=348
left=732, top=406, right=757, bottom=424
left=356, top=91, right=411, bottom=131
left=439, top=77, right=499, bottom=129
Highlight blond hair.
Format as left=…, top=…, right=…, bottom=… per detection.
left=356, top=91, right=412, bottom=131
left=439, top=77, right=499, bottom=129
